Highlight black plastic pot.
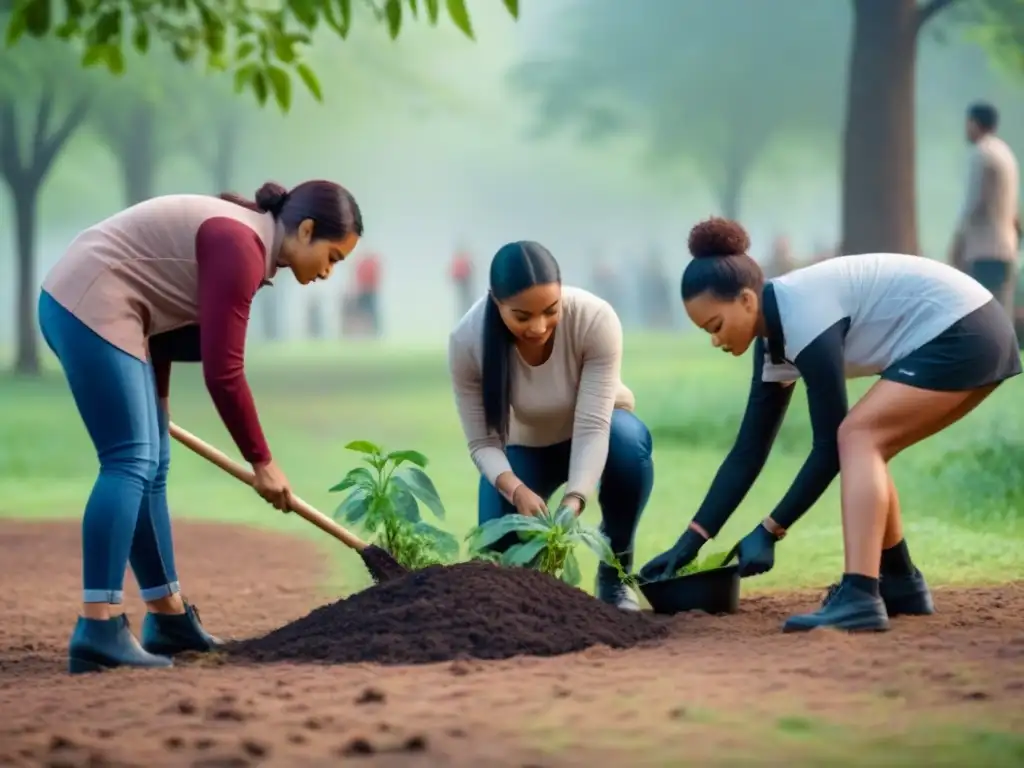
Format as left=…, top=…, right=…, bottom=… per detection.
left=639, top=563, right=741, bottom=616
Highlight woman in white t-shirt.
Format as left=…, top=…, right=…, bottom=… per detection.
left=449, top=241, right=654, bottom=611
left=641, top=218, right=1020, bottom=633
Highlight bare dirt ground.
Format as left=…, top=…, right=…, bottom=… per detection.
left=0, top=520, right=1022, bottom=767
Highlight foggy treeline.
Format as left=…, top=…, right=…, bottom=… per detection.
left=1, top=0, right=1022, bottom=372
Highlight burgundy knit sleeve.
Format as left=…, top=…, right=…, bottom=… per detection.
left=195, top=217, right=272, bottom=465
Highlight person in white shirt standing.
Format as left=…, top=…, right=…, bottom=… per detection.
left=949, top=102, right=1021, bottom=318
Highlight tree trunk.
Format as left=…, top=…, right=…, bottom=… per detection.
left=119, top=104, right=156, bottom=205
left=13, top=181, right=40, bottom=375
left=210, top=115, right=238, bottom=193
left=718, top=158, right=745, bottom=220
left=840, top=0, right=919, bottom=255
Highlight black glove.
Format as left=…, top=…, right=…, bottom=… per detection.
left=734, top=523, right=780, bottom=577
left=639, top=528, right=706, bottom=583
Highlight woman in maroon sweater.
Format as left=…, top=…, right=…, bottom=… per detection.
left=39, top=181, right=363, bottom=673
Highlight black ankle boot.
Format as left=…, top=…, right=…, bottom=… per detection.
left=140, top=602, right=222, bottom=656
left=68, top=615, right=173, bottom=674
left=595, top=553, right=640, bottom=612
left=880, top=568, right=934, bottom=616
left=784, top=578, right=889, bottom=633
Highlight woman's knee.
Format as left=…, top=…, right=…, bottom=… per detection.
left=837, top=416, right=889, bottom=459
left=607, top=409, right=653, bottom=469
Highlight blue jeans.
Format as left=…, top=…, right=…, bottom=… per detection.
left=478, top=409, right=654, bottom=561
left=38, top=291, right=179, bottom=604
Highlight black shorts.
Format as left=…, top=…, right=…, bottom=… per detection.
left=881, top=298, right=1022, bottom=391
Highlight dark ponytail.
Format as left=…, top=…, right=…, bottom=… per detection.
left=220, top=181, right=289, bottom=216
left=220, top=180, right=364, bottom=238
left=482, top=241, right=561, bottom=441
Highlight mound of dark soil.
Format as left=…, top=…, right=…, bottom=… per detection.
left=231, top=561, right=667, bottom=665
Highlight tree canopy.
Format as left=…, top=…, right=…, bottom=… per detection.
left=510, top=0, right=849, bottom=218
left=4, top=0, right=520, bottom=111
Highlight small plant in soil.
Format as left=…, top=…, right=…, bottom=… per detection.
left=675, top=549, right=734, bottom=577
left=466, top=505, right=620, bottom=586
left=330, top=440, right=459, bottom=569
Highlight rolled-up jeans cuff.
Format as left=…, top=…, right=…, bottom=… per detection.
left=139, top=581, right=180, bottom=601
left=83, top=589, right=124, bottom=604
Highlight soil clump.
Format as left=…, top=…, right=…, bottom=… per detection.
left=231, top=560, right=668, bottom=664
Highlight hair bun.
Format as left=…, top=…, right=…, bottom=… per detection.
left=254, top=182, right=289, bottom=215
left=687, top=217, right=751, bottom=259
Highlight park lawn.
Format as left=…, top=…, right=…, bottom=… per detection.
left=1, top=332, right=1022, bottom=596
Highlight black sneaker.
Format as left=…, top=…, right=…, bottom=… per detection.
left=783, top=581, right=889, bottom=633
left=595, top=562, right=641, bottom=612
left=822, top=569, right=934, bottom=617
left=880, top=568, right=934, bottom=616
left=140, top=601, right=222, bottom=656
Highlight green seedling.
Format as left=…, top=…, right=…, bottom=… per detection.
left=675, top=549, right=734, bottom=577
left=465, top=505, right=619, bottom=587
left=329, top=440, right=459, bottom=570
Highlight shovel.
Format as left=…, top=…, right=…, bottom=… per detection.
left=168, top=421, right=408, bottom=584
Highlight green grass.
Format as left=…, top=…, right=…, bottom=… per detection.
left=2, top=332, right=1023, bottom=594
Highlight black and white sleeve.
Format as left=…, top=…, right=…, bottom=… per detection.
left=767, top=319, right=849, bottom=529
left=690, top=338, right=795, bottom=538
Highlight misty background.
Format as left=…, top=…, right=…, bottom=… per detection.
left=2, top=0, right=1023, bottom=350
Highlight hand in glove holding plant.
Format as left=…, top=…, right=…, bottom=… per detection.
left=638, top=524, right=709, bottom=583
left=733, top=518, right=784, bottom=577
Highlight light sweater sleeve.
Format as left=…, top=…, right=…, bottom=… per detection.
left=448, top=331, right=513, bottom=485
left=564, top=303, right=623, bottom=501
left=958, top=147, right=987, bottom=232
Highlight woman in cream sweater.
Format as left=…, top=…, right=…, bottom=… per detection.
left=448, top=241, right=654, bottom=610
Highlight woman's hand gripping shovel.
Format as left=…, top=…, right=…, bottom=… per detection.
left=169, top=422, right=408, bottom=584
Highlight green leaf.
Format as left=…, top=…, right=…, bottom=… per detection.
left=345, top=440, right=381, bottom=455
left=574, top=526, right=616, bottom=564
left=22, top=0, right=51, bottom=37
left=385, top=0, right=402, bottom=38
left=424, top=0, right=439, bottom=24
left=502, top=537, right=546, bottom=567
left=395, top=468, right=444, bottom=519
left=502, top=0, right=519, bottom=18
left=252, top=69, right=269, bottom=105
left=388, top=482, right=421, bottom=523
left=328, top=466, right=375, bottom=493
left=266, top=65, right=292, bottom=111
left=327, top=0, right=352, bottom=36
left=387, top=449, right=428, bottom=468
left=132, top=22, right=150, bottom=54
left=467, top=514, right=548, bottom=551
left=233, top=62, right=259, bottom=94
left=334, top=488, right=371, bottom=523
left=407, top=0, right=419, bottom=18
left=93, top=9, right=122, bottom=44
left=235, top=40, right=256, bottom=60
left=295, top=62, right=322, bottom=101
left=5, top=8, right=28, bottom=46
left=414, top=522, right=459, bottom=559
left=287, top=0, right=319, bottom=28
left=554, top=504, right=576, bottom=530
left=561, top=550, right=581, bottom=586
left=446, top=0, right=473, bottom=38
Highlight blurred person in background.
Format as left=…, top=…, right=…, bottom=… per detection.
left=638, top=245, right=674, bottom=330
left=642, top=217, right=1019, bottom=633
left=353, top=250, right=383, bottom=337
left=451, top=243, right=476, bottom=319
left=38, top=180, right=363, bottom=673
left=449, top=242, right=653, bottom=612
left=948, top=101, right=1020, bottom=320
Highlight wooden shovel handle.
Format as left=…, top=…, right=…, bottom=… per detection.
left=168, top=421, right=369, bottom=552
